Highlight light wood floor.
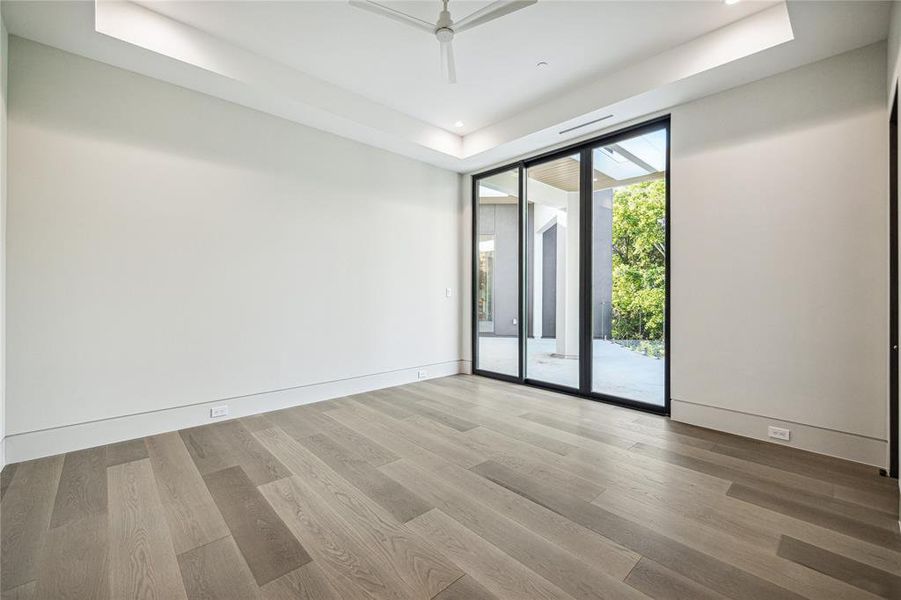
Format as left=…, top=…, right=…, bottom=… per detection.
left=1, top=375, right=899, bottom=599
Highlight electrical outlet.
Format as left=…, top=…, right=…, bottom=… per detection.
left=210, top=406, right=229, bottom=419
left=768, top=426, right=790, bottom=441
left=445, top=287, right=453, bottom=297
left=417, top=369, right=427, bottom=379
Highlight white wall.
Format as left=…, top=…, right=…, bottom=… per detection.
left=670, top=42, right=888, bottom=466
left=886, top=1, right=901, bottom=517
left=6, top=37, right=462, bottom=461
left=0, top=11, right=7, bottom=470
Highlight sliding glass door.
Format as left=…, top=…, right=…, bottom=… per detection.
left=472, top=117, right=669, bottom=413
left=525, top=153, right=582, bottom=390
left=474, top=167, right=520, bottom=378
left=590, top=125, right=668, bottom=407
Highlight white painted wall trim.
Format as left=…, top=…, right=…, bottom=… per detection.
left=672, top=398, right=887, bottom=468
left=4, top=360, right=466, bottom=464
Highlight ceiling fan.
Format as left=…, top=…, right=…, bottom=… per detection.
left=349, top=0, right=538, bottom=84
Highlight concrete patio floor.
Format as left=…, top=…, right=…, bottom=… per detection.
left=477, top=336, right=664, bottom=406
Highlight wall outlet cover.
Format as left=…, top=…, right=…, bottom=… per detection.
left=768, top=426, right=790, bottom=441
left=210, top=406, right=229, bottom=418
left=417, top=369, right=427, bottom=379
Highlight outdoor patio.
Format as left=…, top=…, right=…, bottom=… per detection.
left=477, top=336, right=665, bottom=406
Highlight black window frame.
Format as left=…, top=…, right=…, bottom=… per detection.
left=470, top=115, right=671, bottom=416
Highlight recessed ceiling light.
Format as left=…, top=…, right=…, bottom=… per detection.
left=454, top=121, right=464, bottom=128
left=723, top=0, right=740, bottom=4
left=536, top=61, right=549, bottom=69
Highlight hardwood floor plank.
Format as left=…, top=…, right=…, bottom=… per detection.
left=181, top=419, right=290, bottom=486
left=362, top=389, right=423, bottom=419
left=299, top=433, right=432, bottom=523
left=177, top=536, right=262, bottom=600
left=465, top=428, right=606, bottom=502
left=407, top=508, right=576, bottom=600
left=833, top=484, right=900, bottom=516
left=240, top=413, right=275, bottom=432
left=433, top=575, right=498, bottom=600
left=269, top=406, right=342, bottom=440
left=328, top=404, right=643, bottom=580
left=108, top=459, right=188, bottom=600
left=518, top=412, right=636, bottom=449
left=628, top=440, right=895, bottom=527
left=630, top=441, right=820, bottom=494
left=259, top=475, right=415, bottom=600
left=711, top=442, right=895, bottom=493
left=344, top=400, right=485, bottom=468
left=624, top=558, right=728, bottom=600
left=255, top=426, right=464, bottom=598
left=586, top=456, right=901, bottom=576
left=145, top=432, right=230, bottom=554
left=212, top=420, right=292, bottom=485
left=381, top=459, right=647, bottom=600
left=635, top=417, right=889, bottom=489
left=396, top=381, right=482, bottom=410
left=384, top=387, right=479, bottom=431
left=1, top=455, right=64, bottom=591
left=310, top=421, right=398, bottom=466
left=0, top=581, right=36, bottom=600
left=34, top=515, right=108, bottom=600
left=777, top=535, right=901, bottom=599
left=0, top=462, right=19, bottom=500
left=593, top=485, right=876, bottom=600
left=471, top=460, right=807, bottom=600
left=179, top=425, right=237, bottom=476
left=261, top=563, right=340, bottom=600
left=105, top=439, right=149, bottom=467
left=412, top=395, right=577, bottom=456
left=202, top=465, right=310, bottom=586
left=50, top=446, right=107, bottom=528
left=727, top=483, right=901, bottom=551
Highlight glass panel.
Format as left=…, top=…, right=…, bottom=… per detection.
left=476, top=169, right=520, bottom=376
left=525, top=154, right=581, bottom=389
left=591, top=126, right=667, bottom=406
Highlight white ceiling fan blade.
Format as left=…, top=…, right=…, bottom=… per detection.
left=440, top=39, right=457, bottom=84
left=348, top=0, right=434, bottom=33
left=454, top=0, right=537, bottom=33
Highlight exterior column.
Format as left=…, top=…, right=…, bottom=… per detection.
left=556, top=191, right=580, bottom=358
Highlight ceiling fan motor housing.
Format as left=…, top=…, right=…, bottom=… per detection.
left=436, top=27, right=454, bottom=42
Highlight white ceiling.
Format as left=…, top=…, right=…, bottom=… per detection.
left=2, top=1, right=893, bottom=172
left=131, top=0, right=778, bottom=134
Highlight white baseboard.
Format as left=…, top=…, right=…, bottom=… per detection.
left=4, top=360, right=466, bottom=464
left=671, top=399, right=887, bottom=468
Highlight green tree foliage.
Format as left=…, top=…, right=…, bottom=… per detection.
left=611, top=179, right=665, bottom=352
